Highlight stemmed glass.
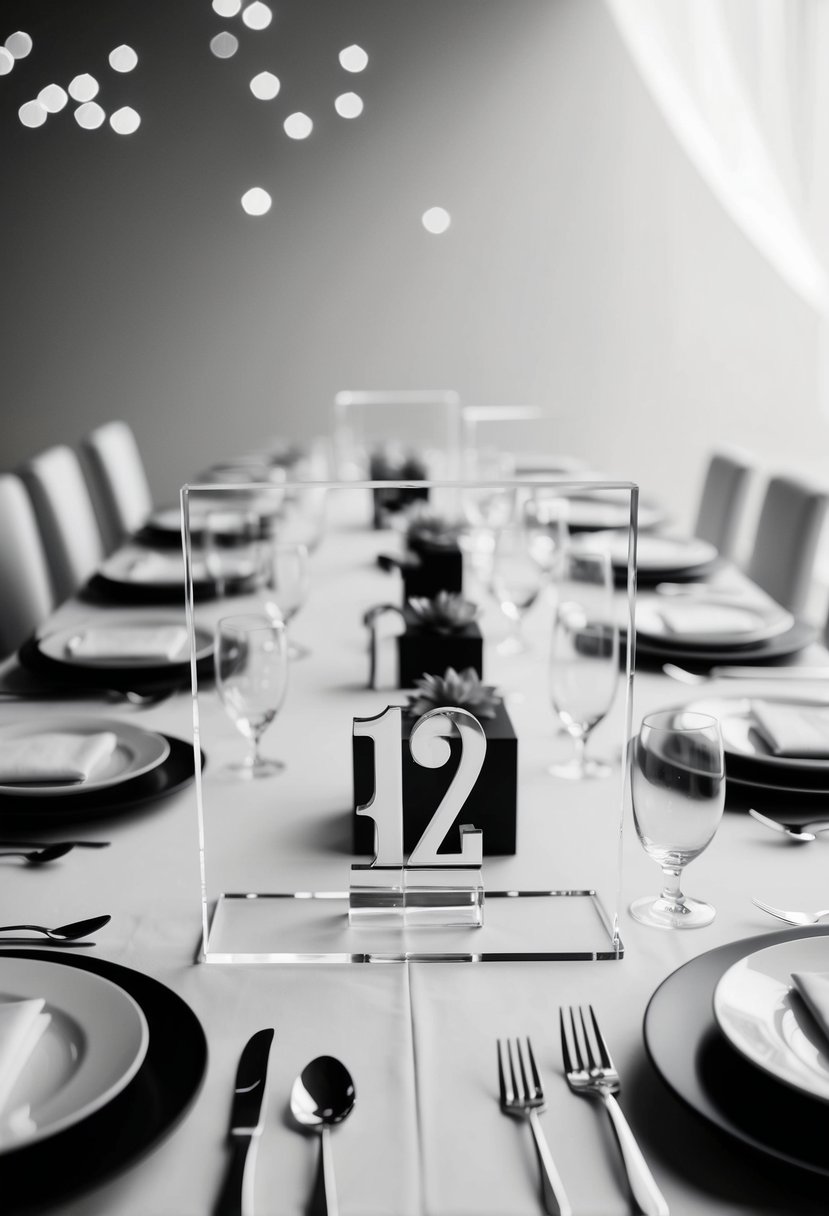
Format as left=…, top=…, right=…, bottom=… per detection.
left=489, top=525, right=543, bottom=654
left=260, top=541, right=311, bottom=659
left=630, top=710, right=725, bottom=928
left=215, top=614, right=289, bottom=778
left=202, top=509, right=261, bottom=598
left=548, top=547, right=618, bottom=778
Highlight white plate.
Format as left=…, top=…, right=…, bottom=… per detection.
left=565, top=497, right=664, bottom=532
left=0, top=717, right=170, bottom=797
left=100, top=547, right=258, bottom=587
left=636, top=599, right=794, bottom=647
left=686, top=695, right=829, bottom=775
left=713, top=937, right=829, bottom=1103
left=38, top=616, right=211, bottom=667
left=0, top=957, right=149, bottom=1151
left=598, top=532, right=718, bottom=572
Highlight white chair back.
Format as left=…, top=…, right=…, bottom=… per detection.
left=18, top=444, right=105, bottom=602
left=693, top=448, right=753, bottom=559
left=81, top=420, right=153, bottom=551
left=0, top=473, right=55, bottom=657
left=745, top=473, right=829, bottom=615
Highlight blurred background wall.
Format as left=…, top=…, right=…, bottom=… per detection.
left=1, top=0, right=825, bottom=535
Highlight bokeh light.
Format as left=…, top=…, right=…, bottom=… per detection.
left=210, top=31, right=239, bottom=58
left=0, top=48, right=14, bottom=75
left=241, top=187, right=272, bottom=216
left=422, top=206, right=451, bottom=235
left=5, top=31, right=33, bottom=60
left=339, top=44, right=368, bottom=73
left=19, top=100, right=47, bottom=128
left=212, top=0, right=242, bottom=14
left=242, top=2, right=272, bottom=30
left=284, top=112, right=313, bottom=140
left=75, top=101, right=106, bottom=130
left=110, top=106, right=141, bottom=135
left=250, top=71, right=280, bottom=100
left=38, top=84, right=68, bottom=114
left=68, top=73, right=99, bottom=102
left=334, top=92, right=363, bottom=119
left=109, top=44, right=138, bottom=73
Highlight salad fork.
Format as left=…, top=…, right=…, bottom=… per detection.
left=497, top=1037, right=572, bottom=1216
left=751, top=897, right=829, bottom=926
left=560, top=1006, right=669, bottom=1216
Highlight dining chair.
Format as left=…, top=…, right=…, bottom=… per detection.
left=18, top=444, right=106, bottom=602
left=0, top=473, right=55, bottom=657
left=693, top=448, right=754, bottom=559
left=80, top=420, right=154, bottom=551
left=744, top=473, right=829, bottom=615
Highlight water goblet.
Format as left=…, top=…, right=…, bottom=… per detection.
left=490, top=525, right=543, bottom=654
left=202, top=509, right=261, bottom=598
left=548, top=546, right=618, bottom=778
left=260, top=540, right=311, bottom=659
left=629, top=709, right=725, bottom=928
left=215, top=614, right=289, bottom=778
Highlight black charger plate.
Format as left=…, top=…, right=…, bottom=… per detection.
left=0, top=734, right=203, bottom=822
left=84, top=570, right=259, bottom=606
left=0, top=948, right=207, bottom=1213
left=644, top=926, right=829, bottom=1178
left=631, top=618, right=817, bottom=668
left=18, top=627, right=214, bottom=693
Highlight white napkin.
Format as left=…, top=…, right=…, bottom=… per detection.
left=66, top=625, right=188, bottom=662
left=751, top=701, right=829, bottom=758
left=792, top=972, right=829, bottom=1045
left=657, top=602, right=760, bottom=636
left=0, top=731, right=117, bottom=784
left=109, top=551, right=184, bottom=584
left=0, top=998, right=50, bottom=1119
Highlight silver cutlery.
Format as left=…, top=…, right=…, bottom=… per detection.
left=215, top=1027, right=274, bottom=1216
left=748, top=808, right=829, bottom=844
left=663, top=662, right=829, bottom=685
left=497, top=1036, right=571, bottom=1216
left=0, top=845, right=74, bottom=865
left=290, top=1055, right=356, bottom=1216
left=0, top=839, right=109, bottom=849
left=0, top=686, right=173, bottom=708
left=0, top=914, right=110, bottom=941
left=751, top=898, right=829, bottom=926
left=560, top=1005, right=669, bottom=1216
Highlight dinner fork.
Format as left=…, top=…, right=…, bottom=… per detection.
left=751, top=897, right=829, bottom=926
left=497, top=1037, right=572, bottom=1216
left=560, top=1006, right=669, bottom=1216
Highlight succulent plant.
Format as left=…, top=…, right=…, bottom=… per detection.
left=407, top=592, right=478, bottom=634
left=405, top=667, right=501, bottom=719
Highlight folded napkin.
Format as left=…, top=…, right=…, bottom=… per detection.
left=0, top=731, right=117, bottom=785
left=67, top=625, right=188, bottom=662
left=792, top=972, right=829, bottom=1046
left=0, top=998, right=50, bottom=1119
left=657, top=602, right=760, bottom=636
left=751, top=701, right=829, bottom=758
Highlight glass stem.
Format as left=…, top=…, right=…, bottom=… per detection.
left=659, top=866, right=686, bottom=914
left=572, top=732, right=586, bottom=773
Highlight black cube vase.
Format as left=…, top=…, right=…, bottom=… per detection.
left=401, top=535, right=463, bottom=600
left=396, top=610, right=483, bottom=688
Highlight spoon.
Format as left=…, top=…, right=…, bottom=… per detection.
left=748, top=807, right=829, bottom=844
left=0, top=915, right=110, bottom=941
left=0, top=845, right=74, bottom=865
left=290, top=1056, right=356, bottom=1216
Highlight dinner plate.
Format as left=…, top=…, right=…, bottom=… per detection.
left=602, top=532, right=719, bottom=573
left=644, top=926, right=829, bottom=1178
left=0, top=957, right=148, bottom=1152
left=0, top=717, right=170, bottom=798
left=0, top=950, right=206, bottom=1212
left=631, top=618, right=817, bottom=667
left=636, top=599, right=794, bottom=648
left=714, top=939, right=829, bottom=1103
left=564, top=496, right=665, bottom=533
left=685, top=695, right=829, bottom=781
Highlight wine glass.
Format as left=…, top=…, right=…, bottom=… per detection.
left=522, top=491, right=569, bottom=576
left=202, top=509, right=261, bottom=597
left=260, top=540, right=311, bottom=659
left=548, top=547, right=618, bottom=778
left=489, top=525, right=543, bottom=654
left=215, top=614, right=289, bottom=778
left=629, top=710, right=725, bottom=929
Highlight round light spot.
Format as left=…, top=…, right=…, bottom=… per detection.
left=422, top=206, right=451, bottom=235
left=334, top=91, right=363, bottom=119
left=109, top=44, right=138, bottom=73
left=250, top=70, right=280, bottom=100
left=242, top=2, right=272, bottom=30
left=75, top=101, right=106, bottom=130
left=284, top=111, right=312, bottom=140
left=110, top=106, right=141, bottom=134
left=5, top=31, right=33, bottom=60
left=38, top=84, right=68, bottom=113
left=210, top=31, right=239, bottom=58
left=339, top=44, right=368, bottom=73
left=0, top=48, right=14, bottom=75
left=19, top=99, right=47, bottom=128
left=212, top=0, right=242, bottom=14
left=241, top=187, right=272, bottom=216
left=68, top=73, right=99, bottom=102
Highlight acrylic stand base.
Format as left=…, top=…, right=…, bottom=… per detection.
left=348, top=864, right=484, bottom=928
left=202, top=889, right=623, bottom=963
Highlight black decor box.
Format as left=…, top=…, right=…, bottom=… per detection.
left=396, top=609, right=483, bottom=688
left=369, top=453, right=429, bottom=528
left=352, top=701, right=517, bottom=856
left=401, top=536, right=463, bottom=599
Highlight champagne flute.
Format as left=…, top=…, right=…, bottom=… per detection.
left=260, top=540, right=311, bottom=659
left=215, top=614, right=289, bottom=778
left=490, top=525, right=543, bottom=654
left=548, top=547, right=618, bottom=778
left=630, top=710, right=725, bottom=928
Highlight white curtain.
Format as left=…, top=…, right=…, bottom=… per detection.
left=605, top=0, right=829, bottom=402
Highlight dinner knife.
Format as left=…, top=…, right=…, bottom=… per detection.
left=214, top=1027, right=274, bottom=1216
left=708, top=666, right=829, bottom=680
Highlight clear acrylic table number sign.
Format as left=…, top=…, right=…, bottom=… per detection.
left=350, top=706, right=485, bottom=928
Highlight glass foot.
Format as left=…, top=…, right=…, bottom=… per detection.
left=496, top=635, right=530, bottom=656
left=629, top=893, right=715, bottom=929
left=548, top=757, right=612, bottom=780
left=226, top=756, right=285, bottom=780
